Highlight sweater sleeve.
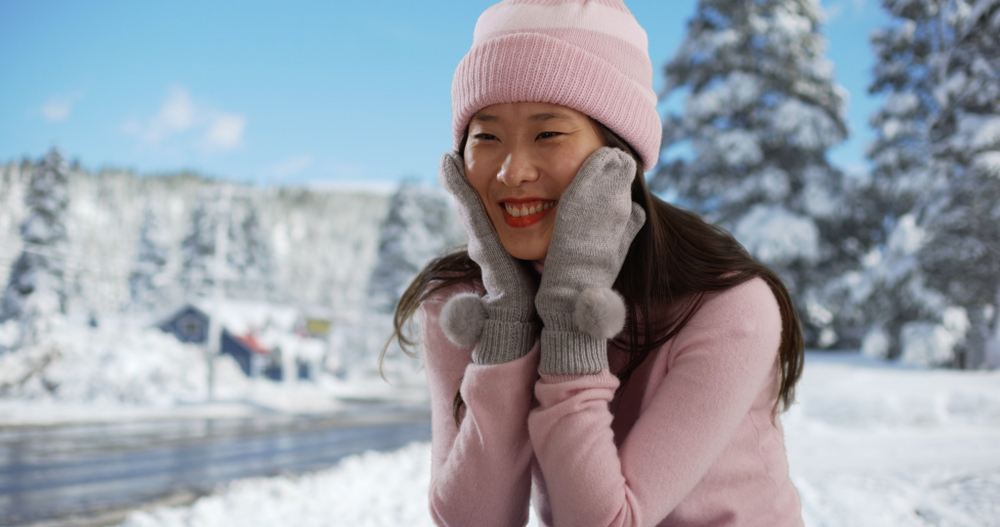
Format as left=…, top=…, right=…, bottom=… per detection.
left=527, top=278, right=783, bottom=527
left=421, top=284, right=541, bottom=527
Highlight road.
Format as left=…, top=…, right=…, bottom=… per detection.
left=0, top=403, right=431, bottom=526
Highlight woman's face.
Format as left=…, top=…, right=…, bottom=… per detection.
left=463, top=102, right=606, bottom=262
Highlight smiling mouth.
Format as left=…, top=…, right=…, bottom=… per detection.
left=499, top=199, right=557, bottom=228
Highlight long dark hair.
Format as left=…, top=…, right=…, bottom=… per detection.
left=385, top=122, right=804, bottom=422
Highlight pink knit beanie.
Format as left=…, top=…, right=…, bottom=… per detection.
left=452, top=0, right=661, bottom=171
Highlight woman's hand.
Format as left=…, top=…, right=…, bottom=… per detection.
left=437, top=152, right=539, bottom=364
left=535, top=147, right=646, bottom=374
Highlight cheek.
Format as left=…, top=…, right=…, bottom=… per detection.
left=549, top=146, right=593, bottom=191
left=464, top=160, right=493, bottom=205
left=555, top=159, right=583, bottom=187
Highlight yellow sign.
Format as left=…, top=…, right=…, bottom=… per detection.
left=304, top=318, right=332, bottom=337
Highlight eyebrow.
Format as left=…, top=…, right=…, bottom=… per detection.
left=472, top=114, right=500, bottom=122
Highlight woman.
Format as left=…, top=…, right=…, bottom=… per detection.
left=389, top=1, right=805, bottom=525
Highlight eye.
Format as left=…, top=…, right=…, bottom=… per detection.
left=473, top=133, right=498, bottom=141
left=537, top=131, right=562, bottom=140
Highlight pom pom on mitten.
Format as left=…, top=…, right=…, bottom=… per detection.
left=440, top=293, right=488, bottom=347
left=573, top=288, right=627, bottom=340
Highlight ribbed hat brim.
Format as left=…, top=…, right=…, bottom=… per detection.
left=452, top=32, right=661, bottom=171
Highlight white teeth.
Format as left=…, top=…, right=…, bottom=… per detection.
left=504, top=202, right=554, bottom=217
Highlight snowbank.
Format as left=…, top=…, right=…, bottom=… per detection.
left=785, top=352, right=1000, bottom=428
left=118, top=443, right=439, bottom=527
left=786, top=352, right=1000, bottom=526
left=113, top=352, right=1000, bottom=527
left=0, top=317, right=211, bottom=407
left=0, top=311, right=426, bottom=426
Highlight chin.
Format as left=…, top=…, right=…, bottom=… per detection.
left=495, top=225, right=552, bottom=262
left=502, top=242, right=547, bottom=262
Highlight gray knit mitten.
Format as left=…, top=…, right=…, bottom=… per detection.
left=535, top=147, right=646, bottom=375
left=436, top=152, right=539, bottom=364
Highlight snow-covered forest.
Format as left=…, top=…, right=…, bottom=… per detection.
left=655, top=0, right=1000, bottom=369
left=0, top=151, right=464, bottom=405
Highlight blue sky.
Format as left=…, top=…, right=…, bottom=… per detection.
left=0, top=0, right=887, bottom=186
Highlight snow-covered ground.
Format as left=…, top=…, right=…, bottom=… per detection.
left=0, top=308, right=427, bottom=426
left=111, top=351, right=1000, bottom=527
left=785, top=353, right=1000, bottom=526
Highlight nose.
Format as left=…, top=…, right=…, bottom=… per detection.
left=496, top=148, right=539, bottom=187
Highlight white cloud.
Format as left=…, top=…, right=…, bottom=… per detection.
left=42, top=98, right=73, bottom=121
left=124, top=85, right=246, bottom=153
left=271, top=154, right=314, bottom=179
left=824, top=2, right=845, bottom=21
left=823, top=0, right=867, bottom=21
left=159, top=86, right=195, bottom=131
left=204, top=112, right=246, bottom=151
left=41, top=91, right=84, bottom=122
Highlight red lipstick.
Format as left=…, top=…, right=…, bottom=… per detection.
left=499, top=198, right=557, bottom=228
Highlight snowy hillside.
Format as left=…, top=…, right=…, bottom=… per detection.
left=0, top=161, right=396, bottom=318
left=114, top=351, right=1000, bottom=527
left=0, top=154, right=463, bottom=400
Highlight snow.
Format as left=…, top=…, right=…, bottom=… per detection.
left=0, top=157, right=465, bottom=386
left=367, top=182, right=465, bottom=313
left=787, top=352, right=1000, bottom=526
left=974, top=150, right=1000, bottom=177
left=772, top=98, right=843, bottom=150
left=884, top=92, right=921, bottom=116
left=714, top=129, right=763, bottom=166
left=1, top=160, right=396, bottom=321
left=861, top=326, right=891, bottom=359
left=302, top=180, right=398, bottom=195
left=770, top=4, right=813, bottom=38
left=733, top=205, right=820, bottom=265
left=900, top=322, right=960, bottom=366
left=801, top=167, right=838, bottom=218
left=685, top=71, right=763, bottom=124
left=103, top=352, right=1000, bottom=527
left=757, top=166, right=791, bottom=200
left=956, top=113, right=1000, bottom=151
left=899, top=307, right=971, bottom=367
left=888, top=214, right=925, bottom=256
left=117, top=443, right=440, bottom=527
left=0, top=305, right=427, bottom=426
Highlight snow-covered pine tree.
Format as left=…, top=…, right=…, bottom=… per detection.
left=653, top=0, right=850, bottom=347
left=180, top=187, right=279, bottom=302
left=179, top=199, right=218, bottom=298
left=226, top=199, right=275, bottom=300
left=869, top=0, right=953, bottom=217
left=920, top=0, right=1000, bottom=368
left=842, top=0, right=954, bottom=361
left=367, top=181, right=464, bottom=313
left=0, top=148, right=70, bottom=347
left=128, top=207, right=171, bottom=310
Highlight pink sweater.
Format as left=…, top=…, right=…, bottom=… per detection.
left=421, top=277, right=803, bottom=527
